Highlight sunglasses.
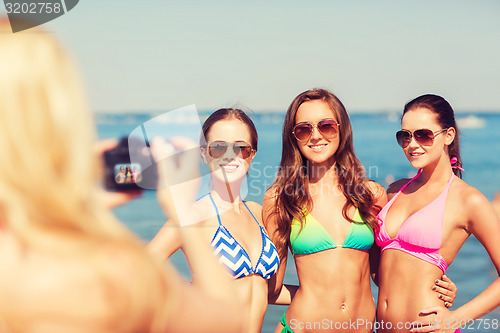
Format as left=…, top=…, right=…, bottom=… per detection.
left=204, top=141, right=254, bottom=159
left=396, top=128, right=448, bottom=148
left=292, top=119, right=340, bottom=141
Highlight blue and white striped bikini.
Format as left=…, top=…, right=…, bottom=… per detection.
left=204, top=193, right=280, bottom=279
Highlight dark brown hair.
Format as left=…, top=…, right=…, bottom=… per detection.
left=270, top=89, right=380, bottom=258
left=403, top=94, right=462, bottom=178
left=200, top=108, right=258, bottom=150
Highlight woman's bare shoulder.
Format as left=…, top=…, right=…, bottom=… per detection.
left=1, top=242, right=173, bottom=331
left=452, top=178, right=489, bottom=212
left=0, top=247, right=116, bottom=323
left=365, top=180, right=385, bottom=196
left=492, top=192, right=500, bottom=218
left=181, top=196, right=219, bottom=227
left=243, top=200, right=262, bottom=211
left=365, top=180, right=388, bottom=206
left=263, top=186, right=279, bottom=204
left=242, top=200, right=263, bottom=223
left=387, top=178, right=411, bottom=197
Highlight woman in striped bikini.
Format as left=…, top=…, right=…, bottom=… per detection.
left=148, top=108, right=280, bottom=333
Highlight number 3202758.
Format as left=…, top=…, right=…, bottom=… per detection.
left=5, top=2, right=62, bottom=14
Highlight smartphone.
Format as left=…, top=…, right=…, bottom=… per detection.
left=103, top=136, right=157, bottom=191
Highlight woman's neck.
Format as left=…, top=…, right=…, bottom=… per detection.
left=308, top=159, right=338, bottom=184
left=210, top=179, right=243, bottom=207
left=418, top=155, right=454, bottom=185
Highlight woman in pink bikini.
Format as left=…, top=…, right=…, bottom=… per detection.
left=376, top=94, right=500, bottom=333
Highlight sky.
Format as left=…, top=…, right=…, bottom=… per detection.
left=3, top=0, right=500, bottom=113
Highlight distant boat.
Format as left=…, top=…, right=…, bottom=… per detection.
left=456, top=115, right=486, bottom=129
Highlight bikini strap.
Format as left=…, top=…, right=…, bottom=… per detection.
left=242, top=201, right=263, bottom=228
left=445, top=170, right=455, bottom=189
left=401, top=168, right=455, bottom=196
left=208, top=193, right=222, bottom=226
left=196, top=193, right=210, bottom=202
left=399, top=169, right=422, bottom=193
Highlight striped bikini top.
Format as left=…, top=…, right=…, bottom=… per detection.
left=205, top=194, right=280, bottom=279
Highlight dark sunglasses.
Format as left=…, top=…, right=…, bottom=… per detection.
left=204, top=141, right=254, bottom=159
left=292, top=119, right=340, bottom=142
left=396, top=128, right=448, bottom=148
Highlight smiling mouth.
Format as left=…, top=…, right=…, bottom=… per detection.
left=308, top=143, right=327, bottom=151
left=219, top=164, right=239, bottom=172
left=409, top=152, right=424, bottom=158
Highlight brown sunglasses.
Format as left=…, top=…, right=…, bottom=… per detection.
left=396, top=128, right=448, bottom=148
left=292, top=119, right=340, bottom=141
left=204, top=141, right=254, bottom=159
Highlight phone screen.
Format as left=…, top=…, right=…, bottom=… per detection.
left=113, top=163, right=143, bottom=185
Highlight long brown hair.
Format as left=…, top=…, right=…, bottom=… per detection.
left=270, top=89, right=380, bottom=258
left=403, top=94, right=462, bottom=178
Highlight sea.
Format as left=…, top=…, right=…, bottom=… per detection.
left=97, top=111, right=500, bottom=333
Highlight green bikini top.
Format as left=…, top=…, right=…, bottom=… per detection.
left=290, top=209, right=374, bottom=255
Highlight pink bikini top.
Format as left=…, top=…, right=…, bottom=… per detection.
left=375, top=170, right=455, bottom=272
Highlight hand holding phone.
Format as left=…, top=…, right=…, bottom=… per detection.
left=103, top=137, right=158, bottom=192
left=95, top=139, right=143, bottom=208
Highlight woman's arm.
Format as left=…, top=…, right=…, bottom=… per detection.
left=269, top=284, right=298, bottom=305
left=262, top=188, right=290, bottom=303
left=412, top=188, right=500, bottom=333
left=450, top=190, right=500, bottom=319
left=492, top=192, right=500, bottom=218
left=146, top=219, right=182, bottom=262
left=367, top=181, right=387, bottom=285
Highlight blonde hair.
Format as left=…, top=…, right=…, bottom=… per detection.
left=0, top=19, right=174, bottom=331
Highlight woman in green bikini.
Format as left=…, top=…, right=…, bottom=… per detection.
left=264, top=89, right=456, bottom=333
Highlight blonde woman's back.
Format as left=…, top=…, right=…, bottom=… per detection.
left=0, top=225, right=176, bottom=333
left=0, top=18, right=245, bottom=333
left=0, top=19, right=176, bottom=333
